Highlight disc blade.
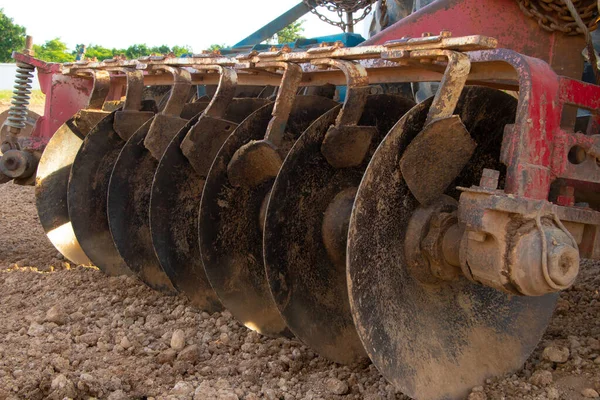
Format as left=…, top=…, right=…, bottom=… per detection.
left=264, top=95, right=415, bottom=364
left=347, top=87, right=556, bottom=400
left=107, top=116, right=180, bottom=294
left=400, top=115, right=476, bottom=205
left=35, top=110, right=109, bottom=265
left=199, top=96, right=338, bottom=337
left=68, top=111, right=134, bottom=276
left=149, top=98, right=269, bottom=311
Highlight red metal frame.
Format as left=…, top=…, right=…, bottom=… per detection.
left=366, top=0, right=586, bottom=78
left=13, top=53, right=93, bottom=150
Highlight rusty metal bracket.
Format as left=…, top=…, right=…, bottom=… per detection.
left=109, top=68, right=155, bottom=141
left=181, top=65, right=239, bottom=176
left=107, top=68, right=144, bottom=111
left=412, top=49, right=471, bottom=124
left=260, top=61, right=303, bottom=148
left=75, top=69, right=111, bottom=111
left=227, top=62, right=303, bottom=188
left=201, top=66, right=238, bottom=119
left=313, top=58, right=377, bottom=169
left=143, top=66, right=192, bottom=160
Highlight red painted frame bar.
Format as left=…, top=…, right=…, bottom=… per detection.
left=366, top=0, right=585, bottom=78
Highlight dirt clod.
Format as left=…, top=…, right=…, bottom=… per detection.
left=171, top=328, right=186, bottom=351
left=326, top=377, right=349, bottom=395
left=530, top=370, right=553, bottom=386
left=45, top=305, right=68, bottom=325
left=543, top=345, right=571, bottom=363
left=583, top=388, right=600, bottom=398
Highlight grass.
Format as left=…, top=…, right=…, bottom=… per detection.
left=0, top=90, right=45, bottom=105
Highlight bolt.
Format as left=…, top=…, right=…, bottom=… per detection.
left=422, top=32, right=433, bottom=37
left=440, top=30, right=452, bottom=38
left=479, top=168, right=500, bottom=190
left=4, top=156, right=18, bottom=171
left=547, top=243, right=580, bottom=288
left=556, top=185, right=575, bottom=207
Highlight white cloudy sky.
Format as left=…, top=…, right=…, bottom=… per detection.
left=1, top=0, right=371, bottom=52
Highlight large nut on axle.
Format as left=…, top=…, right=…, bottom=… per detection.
left=509, top=223, right=579, bottom=296
left=405, top=195, right=463, bottom=284
left=0, top=149, right=37, bottom=179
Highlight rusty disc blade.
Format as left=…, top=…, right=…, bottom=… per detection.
left=149, top=98, right=269, bottom=311
left=199, top=95, right=337, bottom=337
left=264, top=95, right=415, bottom=364
left=106, top=115, right=186, bottom=294
left=35, top=109, right=110, bottom=265
left=67, top=111, right=135, bottom=276
left=347, top=87, right=557, bottom=400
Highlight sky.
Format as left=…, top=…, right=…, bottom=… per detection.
left=0, top=0, right=372, bottom=52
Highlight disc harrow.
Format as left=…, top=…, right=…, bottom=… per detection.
left=7, top=1, right=600, bottom=395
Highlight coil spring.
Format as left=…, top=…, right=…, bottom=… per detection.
left=6, top=62, right=35, bottom=131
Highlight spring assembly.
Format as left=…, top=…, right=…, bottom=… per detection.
left=6, top=62, right=35, bottom=133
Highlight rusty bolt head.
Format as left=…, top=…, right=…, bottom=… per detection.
left=547, top=243, right=580, bottom=288
left=440, top=30, right=452, bottom=38
left=421, top=212, right=461, bottom=281
left=422, top=32, right=433, bottom=37
left=0, top=149, right=37, bottom=179
left=479, top=168, right=500, bottom=190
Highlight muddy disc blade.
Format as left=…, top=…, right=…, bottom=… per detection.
left=68, top=111, right=134, bottom=276
left=107, top=116, right=186, bottom=294
left=199, top=96, right=337, bottom=337
left=149, top=98, right=269, bottom=310
left=35, top=110, right=109, bottom=265
left=264, top=95, right=415, bottom=364
left=347, top=87, right=557, bottom=400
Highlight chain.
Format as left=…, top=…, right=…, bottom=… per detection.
left=517, top=0, right=598, bottom=35
left=304, top=0, right=377, bottom=32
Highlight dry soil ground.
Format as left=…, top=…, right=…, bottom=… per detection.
left=0, top=103, right=599, bottom=399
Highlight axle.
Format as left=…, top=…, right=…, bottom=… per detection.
left=406, top=168, right=588, bottom=296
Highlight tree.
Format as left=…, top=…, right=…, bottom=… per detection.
left=172, top=45, right=193, bottom=57
left=33, top=38, right=75, bottom=63
left=276, top=20, right=305, bottom=44
left=78, top=44, right=114, bottom=61
left=0, top=9, right=26, bottom=62
left=125, top=44, right=150, bottom=59
left=148, top=45, right=169, bottom=55
left=207, top=44, right=227, bottom=52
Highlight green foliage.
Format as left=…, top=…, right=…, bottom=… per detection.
left=171, top=45, right=193, bottom=57
left=33, top=38, right=75, bottom=63
left=276, top=20, right=305, bottom=44
left=70, top=43, right=194, bottom=61
left=81, top=44, right=114, bottom=61
left=207, top=44, right=227, bottom=52
left=0, top=9, right=26, bottom=62
left=124, top=44, right=150, bottom=59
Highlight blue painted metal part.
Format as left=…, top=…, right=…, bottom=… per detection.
left=221, top=33, right=365, bottom=55
left=234, top=1, right=316, bottom=48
